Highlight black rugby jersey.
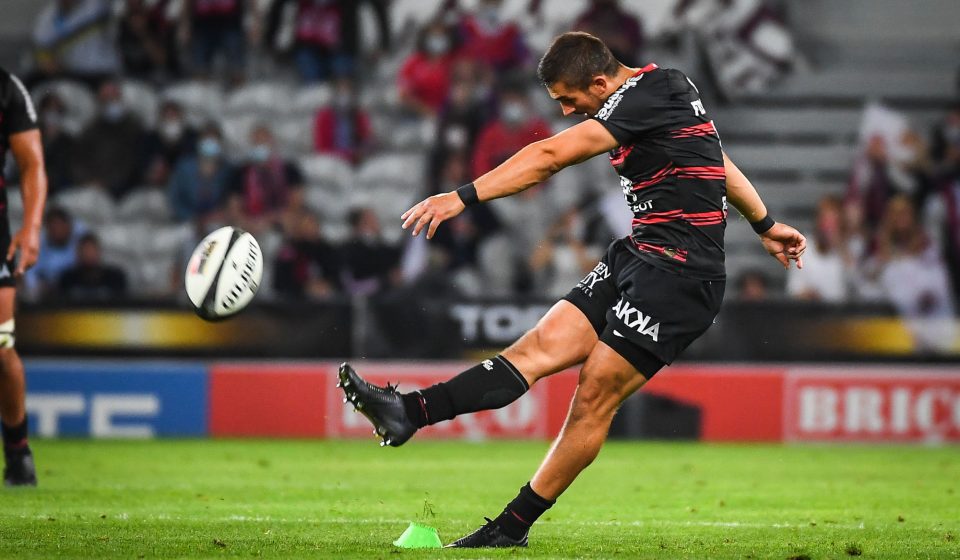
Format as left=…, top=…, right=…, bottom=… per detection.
left=0, top=68, right=39, bottom=189
left=592, top=63, right=726, bottom=280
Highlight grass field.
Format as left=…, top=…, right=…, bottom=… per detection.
left=0, top=440, right=958, bottom=559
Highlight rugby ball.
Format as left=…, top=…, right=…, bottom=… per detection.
left=185, top=226, right=262, bottom=321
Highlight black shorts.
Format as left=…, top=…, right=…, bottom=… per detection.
left=0, top=188, right=12, bottom=288
left=563, top=238, right=725, bottom=377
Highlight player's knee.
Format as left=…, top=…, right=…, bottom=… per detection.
left=571, top=373, right=621, bottom=423
left=0, top=318, right=14, bottom=350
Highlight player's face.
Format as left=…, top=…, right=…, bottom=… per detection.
left=546, top=79, right=607, bottom=117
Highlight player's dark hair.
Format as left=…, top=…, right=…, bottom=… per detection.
left=537, top=31, right=620, bottom=89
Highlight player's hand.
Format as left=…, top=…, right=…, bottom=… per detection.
left=401, top=192, right=466, bottom=239
left=759, top=222, right=805, bottom=269
left=7, top=225, right=41, bottom=277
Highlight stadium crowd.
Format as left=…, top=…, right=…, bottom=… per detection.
left=8, top=0, right=960, bottom=335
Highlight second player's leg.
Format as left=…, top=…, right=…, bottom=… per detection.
left=0, top=288, right=24, bottom=427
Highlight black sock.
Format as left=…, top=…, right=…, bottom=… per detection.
left=2, top=417, right=28, bottom=449
left=494, top=482, right=555, bottom=540
left=401, top=355, right=528, bottom=428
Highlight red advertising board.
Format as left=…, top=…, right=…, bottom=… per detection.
left=208, top=362, right=960, bottom=444
left=783, top=367, right=960, bottom=443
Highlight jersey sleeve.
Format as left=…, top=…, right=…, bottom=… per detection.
left=590, top=73, right=668, bottom=146
left=0, top=71, right=39, bottom=136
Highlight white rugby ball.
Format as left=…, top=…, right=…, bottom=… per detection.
left=185, top=226, right=263, bottom=321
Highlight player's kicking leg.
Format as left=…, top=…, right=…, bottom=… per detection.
left=0, top=287, right=36, bottom=487
left=447, top=340, right=653, bottom=547
left=337, top=299, right=598, bottom=446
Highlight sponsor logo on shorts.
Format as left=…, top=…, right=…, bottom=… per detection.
left=577, top=262, right=610, bottom=296
left=612, top=298, right=660, bottom=342
left=481, top=359, right=494, bottom=371
left=0, top=264, right=9, bottom=279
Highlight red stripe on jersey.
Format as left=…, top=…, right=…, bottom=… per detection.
left=670, top=121, right=717, bottom=138
left=635, top=241, right=688, bottom=262
left=631, top=163, right=675, bottom=190
left=676, top=166, right=725, bottom=180
left=632, top=210, right=682, bottom=225
left=632, top=63, right=659, bottom=77
left=609, top=144, right=634, bottom=166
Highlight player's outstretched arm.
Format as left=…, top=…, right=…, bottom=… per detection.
left=723, top=151, right=805, bottom=269
left=402, top=120, right=619, bottom=238
left=8, top=129, right=47, bottom=276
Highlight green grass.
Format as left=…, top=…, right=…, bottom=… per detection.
left=1, top=440, right=958, bottom=559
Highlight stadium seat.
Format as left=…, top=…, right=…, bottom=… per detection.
left=121, top=79, right=159, bottom=128
left=117, top=187, right=172, bottom=224
left=54, top=186, right=117, bottom=226
left=142, top=224, right=193, bottom=259
left=96, top=223, right=146, bottom=262
left=221, top=113, right=261, bottom=157
left=298, top=154, right=354, bottom=192
left=477, top=233, right=517, bottom=297
left=356, top=152, right=424, bottom=188
left=723, top=143, right=855, bottom=179
left=304, top=183, right=350, bottom=222
left=225, top=81, right=295, bottom=116
left=291, top=84, right=333, bottom=115
left=161, top=81, right=225, bottom=126
left=274, top=115, right=315, bottom=157
left=132, top=254, right=177, bottom=298
left=31, top=79, right=96, bottom=133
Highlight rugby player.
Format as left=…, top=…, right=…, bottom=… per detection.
left=339, top=32, right=804, bottom=547
left=0, top=67, right=47, bottom=487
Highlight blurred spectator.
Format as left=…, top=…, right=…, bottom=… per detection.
left=670, top=0, right=798, bottom=97
left=458, top=0, right=529, bottom=73
left=340, top=207, right=401, bottom=296
left=472, top=84, right=551, bottom=177
left=930, top=104, right=960, bottom=170
left=432, top=152, right=501, bottom=271
left=179, top=0, right=249, bottom=83
left=529, top=207, right=601, bottom=298
left=398, top=19, right=460, bottom=117
left=265, top=0, right=390, bottom=83
left=786, top=196, right=850, bottom=303
left=24, top=207, right=87, bottom=301
left=572, top=0, right=644, bottom=65
left=36, top=92, right=77, bottom=195
left=143, top=100, right=198, bottom=171
left=313, top=78, right=372, bottom=164
left=116, top=0, right=181, bottom=82
left=736, top=269, right=769, bottom=301
left=847, top=134, right=916, bottom=233
left=428, top=59, right=495, bottom=192
left=168, top=123, right=233, bottom=224
left=71, top=79, right=147, bottom=198
left=273, top=209, right=341, bottom=300
left=57, top=232, right=128, bottom=301
left=226, top=123, right=305, bottom=232
left=32, top=0, right=120, bottom=83
left=872, top=195, right=956, bottom=352
left=924, top=136, right=960, bottom=300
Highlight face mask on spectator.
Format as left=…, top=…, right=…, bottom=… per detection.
left=198, top=137, right=221, bottom=159
left=160, top=119, right=184, bottom=142
left=425, top=34, right=450, bottom=56
left=249, top=144, right=271, bottom=163
left=501, top=101, right=526, bottom=125
left=102, top=101, right=126, bottom=122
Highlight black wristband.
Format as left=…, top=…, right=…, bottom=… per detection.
left=455, top=182, right=479, bottom=207
left=750, top=214, right=775, bottom=234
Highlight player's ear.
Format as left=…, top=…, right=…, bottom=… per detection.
left=589, top=75, right=608, bottom=95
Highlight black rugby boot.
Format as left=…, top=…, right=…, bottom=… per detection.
left=337, top=363, right=417, bottom=447
left=3, top=445, right=37, bottom=487
left=446, top=518, right=528, bottom=548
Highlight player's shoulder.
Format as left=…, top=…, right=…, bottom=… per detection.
left=594, top=64, right=670, bottom=121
